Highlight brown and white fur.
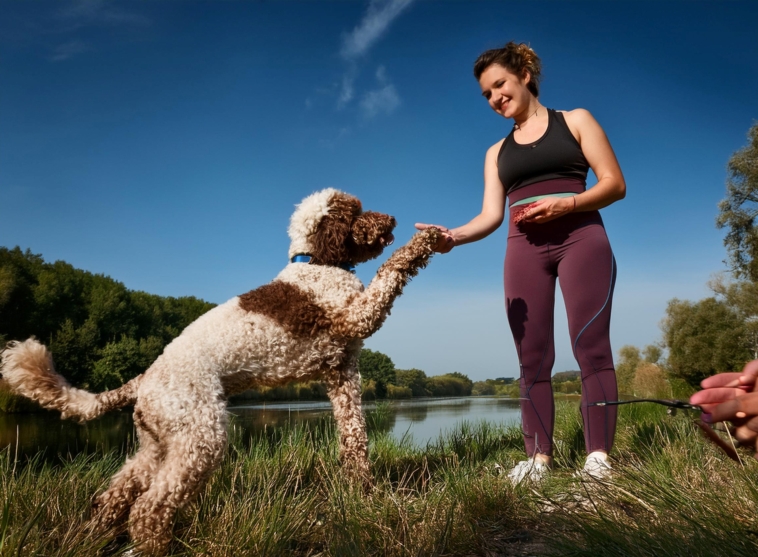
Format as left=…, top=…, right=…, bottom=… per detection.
left=0, top=188, right=439, bottom=555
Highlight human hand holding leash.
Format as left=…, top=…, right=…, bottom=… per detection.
left=690, top=360, right=758, bottom=413
left=691, top=360, right=758, bottom=458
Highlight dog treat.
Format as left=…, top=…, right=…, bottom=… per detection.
left=512, top=203, right=536, bottom=225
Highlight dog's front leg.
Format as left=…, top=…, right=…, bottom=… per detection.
left=325, top=366, right=372, bottom=488
left=331, top=228, right=440, bottom=339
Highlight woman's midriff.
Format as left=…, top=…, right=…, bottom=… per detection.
left=507, top=178, right=603, bottom=239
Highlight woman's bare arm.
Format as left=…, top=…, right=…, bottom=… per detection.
left=415, top=141, right=506, bottom=251
left=522, top=109, right=626, bottom=223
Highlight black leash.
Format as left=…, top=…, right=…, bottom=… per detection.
left=591, top=399, right=702, bottom=415
left=590, top=398, right=740, bottom=462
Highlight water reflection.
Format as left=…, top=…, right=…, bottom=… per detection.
left=0, top=397, right=521, bottom=463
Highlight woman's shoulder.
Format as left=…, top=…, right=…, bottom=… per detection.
left=487, top=137, right=507, bottom=153
left=556, top=109, right=599, bottom=142
left=557, top=108, right=597, bottom=127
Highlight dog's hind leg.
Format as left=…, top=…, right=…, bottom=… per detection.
left=325, top=367, right=371, bottom=486
left=88, top=433, right=162, bottom=537
left=127, top=407, right=227, bottom=556
left=88, top=415, right=164, bottom=537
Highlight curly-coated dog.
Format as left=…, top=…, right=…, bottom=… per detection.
left=0, top=188, right=439, bottom=555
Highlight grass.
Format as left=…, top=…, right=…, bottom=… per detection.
left=1, top=402, right=757, bottom=556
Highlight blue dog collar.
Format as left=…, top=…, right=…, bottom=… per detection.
left=290, top=254, right=355, bottom=273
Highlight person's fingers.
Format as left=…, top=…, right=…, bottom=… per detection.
left=744, top=414, right=758, bottom=435
left=739, top=360, right=758, bottom=385
left=415, top=223, right=449, bottom=232
left=699, top=372, right=743, bottom=389
left=733, top=423, right=758, bottom=447
left=711, top=391, right=758, bottom=422
left=690, top=387, right=743, bottom=406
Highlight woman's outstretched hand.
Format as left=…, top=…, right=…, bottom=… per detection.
left=521, top=196, right=574, bottom=224
left=415, top=223, right=456, bottom=253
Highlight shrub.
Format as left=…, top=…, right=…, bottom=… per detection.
left=386, top=384, right=412, bottom=399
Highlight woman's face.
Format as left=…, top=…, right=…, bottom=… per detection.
left=478, top=64, right=531, bottom=118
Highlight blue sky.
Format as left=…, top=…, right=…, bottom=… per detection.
left=2, top=0, right=757, bottom=381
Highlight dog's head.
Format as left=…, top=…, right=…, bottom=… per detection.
left=288, top=188, right=396, bottom=267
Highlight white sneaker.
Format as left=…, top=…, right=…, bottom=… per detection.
left=508, top=458, right=549, bottom=485
left=579, top=452, right=612, bottom=481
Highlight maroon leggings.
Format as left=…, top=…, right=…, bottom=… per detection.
left=504, top=187, right=618, bottom=457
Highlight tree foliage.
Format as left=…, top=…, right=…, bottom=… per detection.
left=717, top=122, right=758, bottom=281
left=395, top=368, right=428, bottom=396
left=358, top=349, right=396, bottom=398
left=426, top=372, right=473, bottom=397
left=0, top=247, right=215, bottom=388
left=615, top=345, right=641, bottom=395
left=662, top=297, right=750, bottom=386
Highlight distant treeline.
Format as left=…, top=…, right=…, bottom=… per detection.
left=471, top=371, right=581, bottom=398
left=0, top=247, right=215, bottom=391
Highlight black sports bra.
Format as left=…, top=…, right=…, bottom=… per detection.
left=497, top=109, right=589, bottom=195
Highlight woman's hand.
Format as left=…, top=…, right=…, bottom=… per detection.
left=414, top=223, right=456, bottom=253
left=521, top=196, right=574, bottom=224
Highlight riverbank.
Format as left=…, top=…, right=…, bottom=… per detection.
left=1, top=402, right=757, bottom=556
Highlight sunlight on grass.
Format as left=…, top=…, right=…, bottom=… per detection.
left=0, top=402, right=756, bottom=555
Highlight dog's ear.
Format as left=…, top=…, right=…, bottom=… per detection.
left=310, top=213, right=351, bottom=265
left=309, top=194, right=361, bottom=265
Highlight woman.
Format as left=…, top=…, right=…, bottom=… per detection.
left=417, top=42, right=626, bottom=483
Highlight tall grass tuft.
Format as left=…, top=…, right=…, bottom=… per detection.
left=1, top=402, right=757, bottom=555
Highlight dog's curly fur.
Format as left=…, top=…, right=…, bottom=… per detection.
left=0, top=188, right=439, bottom=555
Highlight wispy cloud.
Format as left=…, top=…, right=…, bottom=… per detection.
left=50, top=39, right=88, bottom=62
left=360, top=66, right=400, bottom=119
left=340, top=0, right=415, bottom=60
left=59, top=0, right=151, bottom=28
left=49, top=0, right=151, bottom=61
left=337, top=69, right=357, bottom=109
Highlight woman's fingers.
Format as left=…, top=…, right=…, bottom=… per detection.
left=700, top=372, right=744, bottom=389
left=710, top=391, right=758, bottom=423
left=415, top=222, right=449, bottom=232
left=690, top=386, right=744, bottom=407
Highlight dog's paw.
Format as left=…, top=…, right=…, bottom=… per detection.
left=411, top=227, right=441, bottom=251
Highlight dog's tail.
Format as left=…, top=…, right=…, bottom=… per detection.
left=0, top=338, right=141, bottom=422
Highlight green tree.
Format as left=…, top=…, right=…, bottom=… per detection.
left=662, top=297, right=750, bottom=386
left=395, top=368, right=428, bottom=396
left=0, top=247, right=215, bottom=389
left=615, top=345, right=641, bottom=395
left=358, top=349, right=396, bottom=398
left=642, top=344, right=663, bottom=365
left=717, top=122, right=758, bottom=281
left=425, top=373, right=473, bottom=397
left=709, top=274, right=758, bottom=359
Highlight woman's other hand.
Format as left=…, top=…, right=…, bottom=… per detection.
left=415, top=223, right=456, bottom=253
left=521, top=196, right=575, bottom=224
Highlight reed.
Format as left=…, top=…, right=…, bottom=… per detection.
left=1, top=402, right=756, bottom=556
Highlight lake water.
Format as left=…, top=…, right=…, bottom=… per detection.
left=0, top=397, right=522, bottom=463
